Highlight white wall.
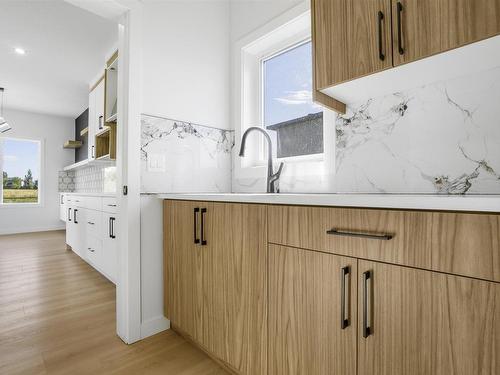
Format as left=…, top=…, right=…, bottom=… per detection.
left=0, top=108, right=74, bottom=235
left=142, top=0, right=230, bottom=129
left=230, top=0, right=304, bottom=43
left=140, top=195, right=169, bottom=338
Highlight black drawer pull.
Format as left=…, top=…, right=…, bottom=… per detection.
left=194, top=208, right=200, bottom=244
left=341, top=266, right=350, bottom=329
left=378, top=11, right=385, bottom=61
left=200, top=208, right=207, bottom=246
left=110, top=217, right=116, bottom=239
left=397, top=1, right=404, bottom=55
left=363, top=270, right=372, bottom=338
left=327, top=229, right=393, bottom=240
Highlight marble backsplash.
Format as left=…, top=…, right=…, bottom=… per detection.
left=141, top=114, right=234, bottom=193
left=334, top=66, right=500, bottom=194
left=233, top=66, right=500, bottom=194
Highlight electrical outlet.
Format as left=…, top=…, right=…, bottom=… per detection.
left=147, top=153, right=166, bottom=172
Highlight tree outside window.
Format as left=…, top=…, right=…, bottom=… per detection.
left=0, top=138, right=41, bottom=204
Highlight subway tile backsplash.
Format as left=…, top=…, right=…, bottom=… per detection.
left=58, top=165, right=116, bottom=193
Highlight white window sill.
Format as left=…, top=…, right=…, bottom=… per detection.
left=0, top=202, right=42, bottom=209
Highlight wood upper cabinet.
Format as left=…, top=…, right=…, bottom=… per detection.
left=347, top=0, right=393, bottom=81
left=312, top=0, right=392, bottom=90
left=269, top=245, right=357, bottom=375
left=358, top=260, right=500, bottom=375
left=312, top=0, right=349, bottom=90
left=164, top=200, right=267, bottom=375
left=312, top=0, right=500, bottom=111
left=392, top=0, right=500, bottom=66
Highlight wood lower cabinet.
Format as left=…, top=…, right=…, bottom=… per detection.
left=358, top=260, right=500, bottom=375
left=268, top=245, right=357, bottom=375
left=165, top=200, right=500, bottom=375
left=164, top=200, right=267, bottom=375
left=392, top=0, right=500, bottom=66
left=164, top=200, right=205, bottom=342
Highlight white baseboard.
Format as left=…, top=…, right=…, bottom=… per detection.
left=141, top=316, right=170, bottom=339
left=0, top=224, right=66, bottom=236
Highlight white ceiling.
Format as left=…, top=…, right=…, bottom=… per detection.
left=0, top=0, right=117, bottom=118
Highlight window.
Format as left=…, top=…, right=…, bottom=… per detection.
left=263, top=40, right=323, bottom=159
left=0, top=138, right=41, bottom=204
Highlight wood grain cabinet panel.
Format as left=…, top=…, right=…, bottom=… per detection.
left=269, top=245, right=357, bottom=375
left=268, top=205, right=433, bottom=271
left=312, top=0, right=392, bottom=92
left=163, top=200, right=209, bottom=344
left=347, top=0, right=393, bottom=81
left=164, top=200, right=267, bottom=375
left=312, top=0, right=349, bottom=90
left=392, top=0, right=500, bottom=66
left=358, top=260, right=500, bottom=375
left=208, top=203, right=268, bottom=375
left=268, top=205, right=500, bottom=282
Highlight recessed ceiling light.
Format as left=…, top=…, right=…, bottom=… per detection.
left=14, top=47, right=26, bottom=55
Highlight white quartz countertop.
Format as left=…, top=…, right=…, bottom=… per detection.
left=156, top=193, right=500, bottom=213
left=60, top=192, right=116, bottom=197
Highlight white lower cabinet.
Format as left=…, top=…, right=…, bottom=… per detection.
left=102, top=212, right=118, bottom=282
left=64, top=194, right=118, bottom=284
left=59, top=193, right=67, bottom=222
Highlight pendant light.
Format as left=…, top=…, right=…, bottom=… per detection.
left=0, top=87, right=11, bottom=133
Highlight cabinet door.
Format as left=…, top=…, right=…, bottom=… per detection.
left=269, top=245, right=357, bottom=375
left=312, top=0, right=350, bottom=89
left=358, top=260, right=500, bottom=375
left=88, top=88, right=96, bottom=160
left=95, top=79, right=105, bottom=132
left=102, top=213, right=118, bottom=282
left=164, top=200, right=207, bottom=343
left=392, top=0, right=500, bottom=66
left=73, top=208, right=86, bottom=259
left=208, top=203, right=268, bottom=375
left=347, top=0, right=393, bottom=80
left=59, top=194, right=66, bottom=222
left=66, top=206, right=74, bottom=247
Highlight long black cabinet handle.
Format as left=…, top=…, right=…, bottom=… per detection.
left=109, top=217, right=116, bottom=238
left=200, top=208, right=207, bottom=246
left=378, top=11, right=385, bottom=61
left=193, top=208, right=200, bottom=244
left=68, top=207, right=72, bottom=222
left=327, top=229, right=393, bottom=240
left=363, top=270, right=372, bottom=338
left=74, top=209, right=78, bottom=224
left=397, top=2, right=404, bottom=55
left=341, top=266, right=350, bottom=329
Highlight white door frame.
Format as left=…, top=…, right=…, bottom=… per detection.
left=65, top=0, right=144, bottom=344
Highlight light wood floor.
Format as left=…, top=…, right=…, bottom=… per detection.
left=0, top=230, right=228, bottom=375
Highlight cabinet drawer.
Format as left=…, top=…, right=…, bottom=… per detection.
left=86, top=236, right=102, bottom=267
left=102, top=197, right=117, bottom=213
left=85, top=209, right=102, bottom=239
left=72, top=196, right=85, bottom=208
left=268, top=205, right=500, bottom=282
left=85, top=196, right=102, bottom=211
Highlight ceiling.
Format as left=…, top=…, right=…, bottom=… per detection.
left=0, top=0, right=117, bottom=118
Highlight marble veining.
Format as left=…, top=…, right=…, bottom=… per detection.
left=334, top=66, right=500, bottom=194
left=141, top=114, right=234, bottom=193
